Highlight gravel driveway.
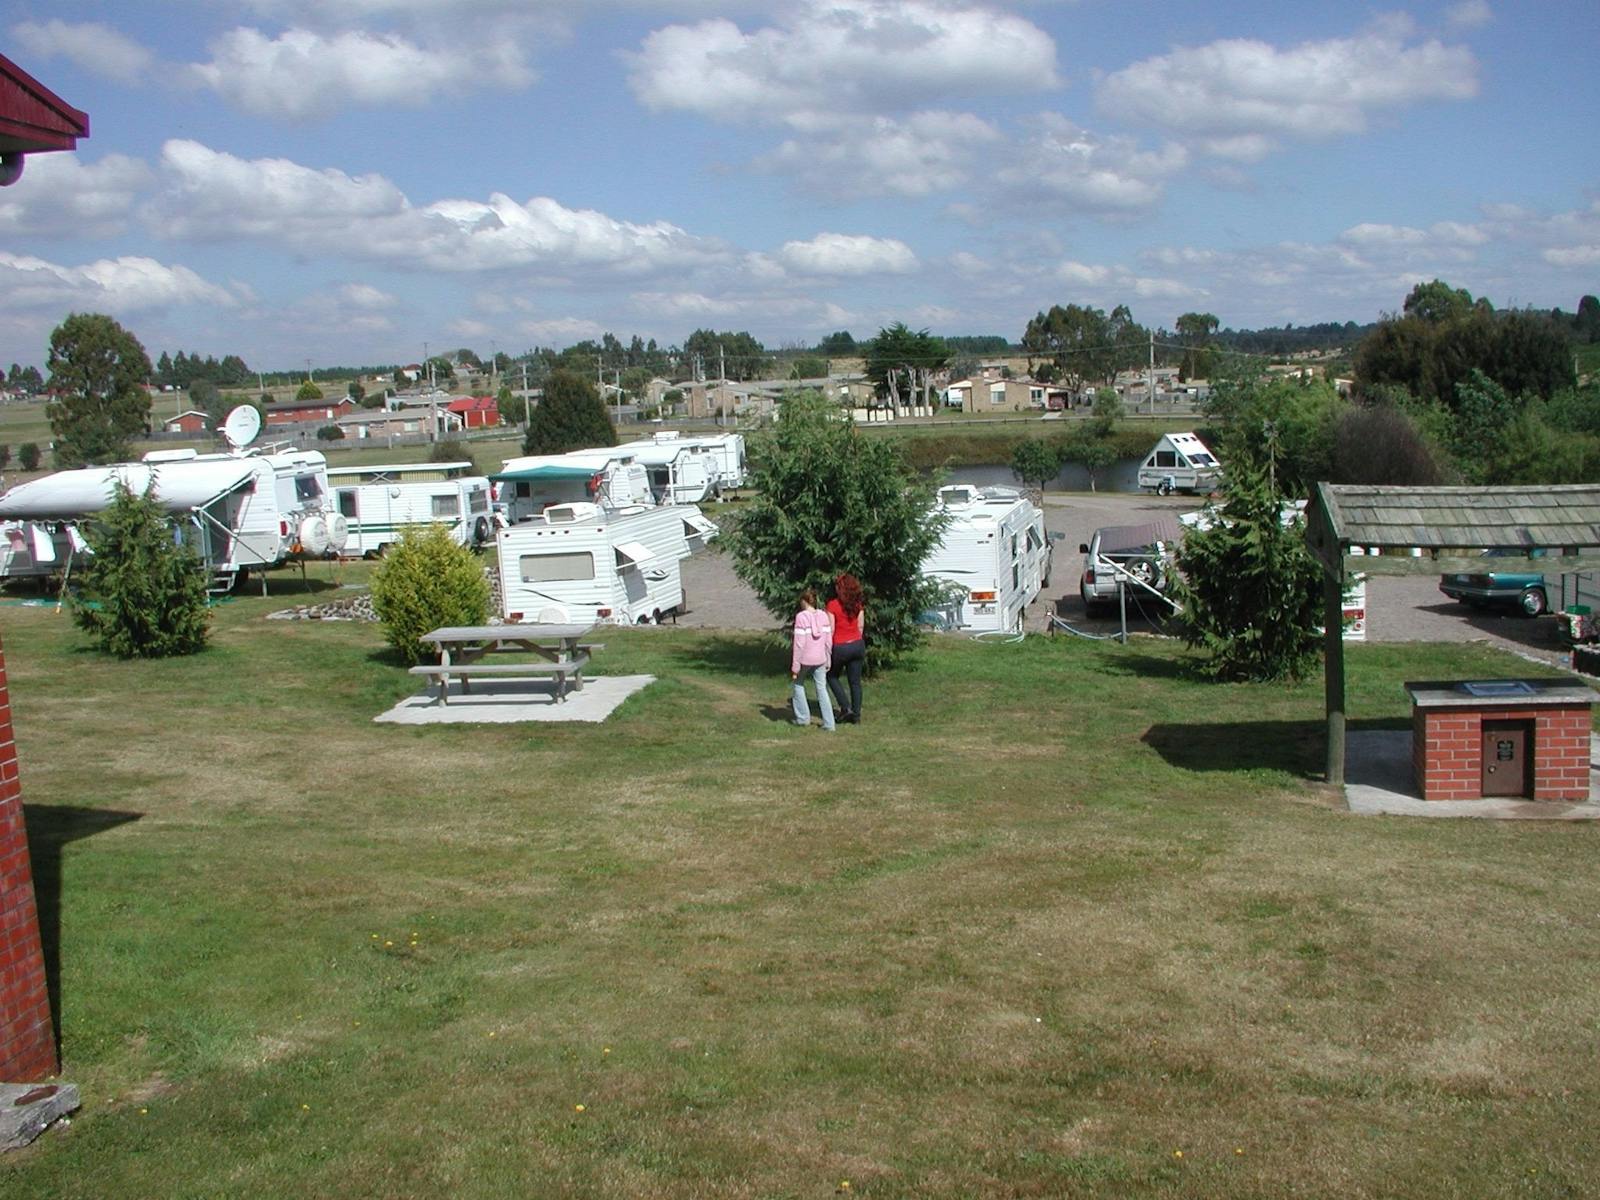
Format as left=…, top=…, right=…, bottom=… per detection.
left=680, top=491, right=1574, bottom=666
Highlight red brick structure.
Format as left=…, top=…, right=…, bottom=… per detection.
left=1407, top=679, right=1595, bottom=802
left=0, top=635, right=57, bottom=1080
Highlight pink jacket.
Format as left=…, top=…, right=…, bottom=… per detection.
left=791, top=607, right=833, bottom=673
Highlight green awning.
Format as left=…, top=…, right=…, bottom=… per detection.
left=490, top=465, right=599, bottom=483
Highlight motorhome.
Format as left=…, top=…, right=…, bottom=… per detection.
left=1137, top=432, right=1222, bottom=495
left=492, top=451, right=654, bottom=523
left=0, top=447, right=346, bottom=590
left=921, top=485, right=1050, bottom=633
left=497, top=502, right=718, bottom=626
left=621, top=431, right=747, bottom=495
left=328, top=461, right=493, bottom=556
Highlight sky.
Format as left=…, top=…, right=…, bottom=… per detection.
left=2, top=0, right=1597, bottom=373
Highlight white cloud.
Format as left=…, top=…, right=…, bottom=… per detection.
left=11, top=19, right=155, bottom=85
left=758, top=111, right=1002, bottom=198
left=336, top=283, right=399, bottom=310
left=145, top=140, right=727, bottom=275
left=1051, top=259, right=1201, bottom=302
left=776, top=233, right=918, bottom=276
left=187, top=26, right=532, bottom=120
left=1446, top=1, right=1493, bottom=30
left=0, top=252, right=236, bottom=315
left=520, top=317, right=606, bottom=346
left=996, top=114, right=1187, bottom=214
left=1097, top=27, right=1478, bottom=152
left=0, top=153, right=155, bottom=239
left=626, top=0, right=1059, bottom=123
left=1542, top=246, right=1600, bottom=268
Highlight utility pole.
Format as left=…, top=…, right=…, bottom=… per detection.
left=1147, top=330, right=1155, bottom=415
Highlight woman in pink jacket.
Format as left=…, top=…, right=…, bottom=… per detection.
left=789, top=588, right=835, bottom=731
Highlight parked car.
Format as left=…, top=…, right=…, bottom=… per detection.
left=1079, top=523, right=1175, bottom=615
left=1439, top=550, right=1549, bottom=616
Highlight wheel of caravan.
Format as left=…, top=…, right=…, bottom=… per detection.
left=1157, top=480, right=1173, bottom=496
left=651, top=608, right=663, bottom=625
left=472, top=516, right=490, bottom=546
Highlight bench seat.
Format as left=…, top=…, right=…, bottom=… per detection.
left=408, top=653, right=590, bottom=703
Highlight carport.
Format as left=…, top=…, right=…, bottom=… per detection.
left=1305, top=483, right=1600, bottom=786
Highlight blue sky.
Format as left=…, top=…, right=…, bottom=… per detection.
left=3, top=0, right=1596, bottom=372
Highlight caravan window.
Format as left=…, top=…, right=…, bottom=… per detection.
left=1154, top=450, right=1178, bottom=468
left=469, top=490, right=489, bottom=513
left=294, top=475, right=323, bottom=501
left=520, top=552, right=595, bottom=582
left=1189, top=452, right=1216, bottom=466
left=431, top=494, right=461, bottom=519
left=338, top=492, right=359, bottom=518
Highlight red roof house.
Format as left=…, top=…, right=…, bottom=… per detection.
left=447, top=395, right=500, bottom=429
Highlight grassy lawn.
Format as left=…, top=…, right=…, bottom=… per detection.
left=0, top=591, right=1597, bottom=1197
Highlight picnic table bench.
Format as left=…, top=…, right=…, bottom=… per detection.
left=413, top=623, right=597, bottom=704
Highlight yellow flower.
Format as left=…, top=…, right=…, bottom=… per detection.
left=1173, top=1150, right=1184, bottom=1159
left=575, top=1104, right=586, bottom=1112
left=139, top=1107, right=148, bottom=1115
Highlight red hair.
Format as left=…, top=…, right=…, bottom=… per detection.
left=834, top=573, right=863, bottom=619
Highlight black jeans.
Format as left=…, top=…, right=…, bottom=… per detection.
left=827, top=639, right=865, bottom=717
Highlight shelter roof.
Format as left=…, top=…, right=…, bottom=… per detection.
left=0, top=52, right=89, bottom=156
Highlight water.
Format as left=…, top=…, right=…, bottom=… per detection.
left=942, top=457, right=1145, bottom=494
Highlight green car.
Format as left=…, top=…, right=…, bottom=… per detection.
left=1439, top=550, right=1549, bottom=616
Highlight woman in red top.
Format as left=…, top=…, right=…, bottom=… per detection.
left=825, top=573, right=866, bottom=724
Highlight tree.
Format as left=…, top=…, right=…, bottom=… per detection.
left=18, top=443, right=40, bottom=470
left=189, top=378, right=224, bottom=425
left=1576, top=295, right=1600, bottom=342
left=1403, top=279, right=1476, bottom=324
left=1021, top=304, right=1112, bottom=394
left=790, top=355, right=828, bottom=381
left=0, top=445, right=10, bottom=470
left=1171, top=462, right=1324, bottom=682
left=1010, top=439, right=1060, bottom=490
left=1091, top=387, right=1124, bottom=435
left=865, top=323, right=949, bottom=415
left=426, top=357, right=455, bottom=385
left=1330, top=404, right=1448, bottom=486
left=316, top=424, right=345, bottom=441
left=818, top=331, right=857, bottom=356
left=71, top=480, right=210, bottom=658
left=370, top=525, right=490, bottom=665
left=726, top=392, right=946, bottom=665
left=295, top=379, right=324, bottom=402
left=347, top=380, right=366, bottom=404
left=1060, top=431, right=1117, bottom=492
left=522, top=371, right=616, bottom=455
left=45, top=312, right=153, bottom=467
left=1175, top=311, right=1219, bottom=380
left=683, top=329, right=766, bottom=381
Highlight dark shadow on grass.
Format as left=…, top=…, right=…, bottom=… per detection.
left=1090, top=649, right=1198, bottom=681
left=671, top=631, right=784, bottom=679
left=24, top=805, right=143, bottom=1062
left=1142, top=717, right=1409, bottom=779
left=760, top=703, right=798, bottom=724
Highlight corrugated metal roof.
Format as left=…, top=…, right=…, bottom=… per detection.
left=1313, top=484, right=1600, bottom=550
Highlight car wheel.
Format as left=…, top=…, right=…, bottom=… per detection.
left=1519, top=587, right=1547, bottom=617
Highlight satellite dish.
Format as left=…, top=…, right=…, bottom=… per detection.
left=221, top=405, right=262, bottom=451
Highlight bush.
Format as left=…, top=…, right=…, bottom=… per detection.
left=430, top=440, right=477, bottom=473
left=18, top=443, right=40, bottom=470
left=295, top=380, right=324, bottom=402
left=72, top=480, right=210, bottom=658
left=369, top=525, right=491, bottom=664
left=1009, top=439, right=1060, bottom=489
left=523, top=371, right=616, bottom=455
left=316, top=424, right=344, bottom=441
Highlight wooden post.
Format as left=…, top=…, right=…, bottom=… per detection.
left=1323, top=563, right=1346, bottom=786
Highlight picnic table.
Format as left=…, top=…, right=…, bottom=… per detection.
left=411, top=623, right=600, bottom=704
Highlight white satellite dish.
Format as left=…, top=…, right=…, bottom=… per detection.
left=221, top=405, right=262, bottom=451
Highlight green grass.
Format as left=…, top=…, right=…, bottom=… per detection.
left=0, top=593, right=1598, bottom=1197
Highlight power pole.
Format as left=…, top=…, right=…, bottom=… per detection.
left=1147, top=330, right=1155, bottom=415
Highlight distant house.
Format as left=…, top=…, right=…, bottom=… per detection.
left=948, top=378, right=1052, bottom=413
left=446, top=395, right=500, bottom=429
left=164, top=410, right=210, bottom=435
left=263, top=397, right=356, bottom=427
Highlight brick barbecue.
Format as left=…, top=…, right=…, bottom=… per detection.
left=1406, top=678, right=1596, bottom=803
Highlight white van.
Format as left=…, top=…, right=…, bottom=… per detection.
left=1138, top=432, right=1222, bottom=495
left=328, top=462, right=493, bottom=556
left=497, top=502, right=718, bottom=626
left=493, top=452, right=654, bottom=522
left=921, top=485, right=1050, bottom=633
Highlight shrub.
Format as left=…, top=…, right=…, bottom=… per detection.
left=18, top=443, right=40, bottom=470
left=295, top=380, right=324, bottom=402
left=1010, top=439, right=1060, bottom=489
left=316, top=424, right=344, bottom=441
left=369, top=524, right=491, bottom=664
left=430, top=440, right=477, bottom=473
left=72, top=480, right=210, bottom=658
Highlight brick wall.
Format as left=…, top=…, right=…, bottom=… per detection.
left=1413, top=703, right=1593, bottom=802
left=0, top=635, right=57, bottom=1081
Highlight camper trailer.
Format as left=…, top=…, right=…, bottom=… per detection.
left=328, top=461, right=493, bottom=557
left=596, top=442, right=714, bottom=505
left=0, top=521, right=84, bottom=583
left=622, top=431, right=748, bottom=495
left=493, top=451, right=654, bottom=523
left=497, top=502, right=718, bottom=626
left=0, top=447, right=346, bottom=590
left=1137, top=432, right=1222, bottom=495
left=921, top=485, right=1050, bottom=633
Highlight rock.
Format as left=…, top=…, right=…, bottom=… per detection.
left=0, top=1081, right=80, bottom=1151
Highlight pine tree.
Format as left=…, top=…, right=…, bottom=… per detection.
left=522, top=371, right=617, bottom=455
left=45, top=313, right=153, bottom=467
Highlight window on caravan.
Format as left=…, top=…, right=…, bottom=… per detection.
left=521, top=552, right=595, bottom=582
left=1154, top=450, right=1178, bottom=468
left=469, top=489, right=489, bottom=513
left=338, top=491, right=358, bottom=518
left=431, top=494, right=461, bottom=519
left=294, top=475, right=323, bottom=501
left=1026, top=526, right=1043, bottom=551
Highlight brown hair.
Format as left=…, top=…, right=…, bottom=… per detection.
left=834, top=573, right=863, bottom=618
left=798, top=587, right=818, bottom=609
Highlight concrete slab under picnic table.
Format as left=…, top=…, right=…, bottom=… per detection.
left=375, top=674, right=656, bottom=724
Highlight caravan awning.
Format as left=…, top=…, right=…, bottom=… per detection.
left=491, top=465, right=599, bottom=484
left=0, top=460, right=257, bottom=519
left=613, top=540, right=656, bottom=568
left=681, top=511, right=719, bottom=541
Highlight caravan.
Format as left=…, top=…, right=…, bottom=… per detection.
left=493, top=451, right=654, bottom=523
left=497, top=502, right=718, bottom=626
left=328, top=461, right=493, bottom=556
left=600, top=441, right=714, bottom=505
left=921, top=485, right=1050, bottom=633
left=1137, top=432, right=1221, bottom=495
left=621, top=431, right=747, bottom=495
left=0, top=447, right=346, bottom=590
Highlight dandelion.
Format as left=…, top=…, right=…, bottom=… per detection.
left=840, top=1182, right=851, bottom=1192
left=603, top=1047, right=611, bottom=1055
left=384, top=940, right=393, bottom=948
left=575, top=1104, right=586, bottom=1113
left=1235, top=1148, right=1245, bottom=1156
left=1173, top=1150, right=1184, bottom=1159
left=488, top=1032, right=496, bottom=1038
left=139, top=1107, right=148, bottom=1115
left=301, top=1104, right=310, bottom=1111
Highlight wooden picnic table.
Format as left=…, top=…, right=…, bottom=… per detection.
left=412, top=623, right=600, bottom=704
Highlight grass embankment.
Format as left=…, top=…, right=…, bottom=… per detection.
left=875, top=421, right=1195, bottom=472
left=1, top=592, right=1596, bottom=1197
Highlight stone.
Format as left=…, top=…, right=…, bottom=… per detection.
left=0, top=1081, right=81, bottom=1151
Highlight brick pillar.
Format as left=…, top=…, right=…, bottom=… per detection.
left=0, top=635, right=57, bottom=1080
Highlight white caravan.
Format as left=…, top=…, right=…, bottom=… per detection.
left=921, top=485, right=1050, bottom=633
left=622, top=431, right=748, bottom=494
left=1137, top=432, right=1222, bottom=495
left=596, top=442, right=714, bottom=505
left=0, top=447, right=346, bottom=590
left=493, top=451, right=654, bottom=523
left=328, top=461, right=493, bottom=556
left=497, top=502, right=718, bottom=626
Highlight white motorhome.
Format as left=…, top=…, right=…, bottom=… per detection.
left=921, top=485, right=1050, bottom=633
left=622, top=431, right=747, bottom=494
left=0, top=447, right=346, bottom=590
left=328, top=461, right=493, bottom=556
left=497, top=502, right=718, bottom=626
left=493, top=451, right=654, bottom=523
left=1138, top=432, right=1222, bottom=495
